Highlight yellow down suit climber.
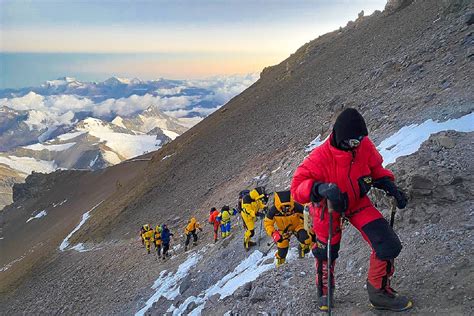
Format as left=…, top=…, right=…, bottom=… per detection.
left=241, top=187, right=267, bottom=250
left=184, top=217, right=202, bottom=251
left=264, top=191, right=313, bottom=266
left=141, top=224, right=154, bottom=254
left=154, top=225, right=162, bottom=258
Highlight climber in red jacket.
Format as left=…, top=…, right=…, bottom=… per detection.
left=291, top=108, right=412, bottom=312
left=209, top=207, right=220, bottom=242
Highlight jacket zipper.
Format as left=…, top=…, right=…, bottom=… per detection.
left=348, top=150, right=357, bottom=199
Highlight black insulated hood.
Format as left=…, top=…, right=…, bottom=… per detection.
left=332, top=108, right=368, bottom=148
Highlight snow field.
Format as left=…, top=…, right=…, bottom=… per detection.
left=0, top=155, right=57, bottom=175
left=23, top=142, right=76, bottom=152
left=78, top=118, right=162, bottom=158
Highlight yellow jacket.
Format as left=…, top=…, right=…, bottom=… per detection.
left=142, top=229, right=155, bottom=241
left=184, top=217, right=201, bottom=234
left=264, top=191, right=304, bottom=236
left=154, top=226, right=162, bottom=245
left=241, top=188, right=266, bottom=219
left=264, top=205, right=304, bottom=235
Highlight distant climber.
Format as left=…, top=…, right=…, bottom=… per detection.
left=184, top=217, right=202, bottom=251
left=154, top=225, right=162, bottom=258
left=218, top=205, right=237, bottom=238
left=291, top=108, right=411, bottom=311
left=209, top=207, right=221, bottom=242
left=139, top=224, right=148, bottom=246
left=264, top=191, right=313, bottom=267
left=141, top=224, right=154, bottom=254
left=241, top=187, right=267, bottom=250
left=161, top=224, right=174, bottom=259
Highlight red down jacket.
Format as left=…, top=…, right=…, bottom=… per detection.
left=291, top=134, right=393, bottom=217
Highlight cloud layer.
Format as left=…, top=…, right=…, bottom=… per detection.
left=0, top=74, right=259, bottom=127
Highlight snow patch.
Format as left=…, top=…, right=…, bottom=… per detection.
left=59, top=200, right=104, bottom=251
left=0, top=156, right=56, bottom=175
left=0, top=255, right=26, bottom=273
left=26, top=210, right=47, bottom=223
left=162, top=153, right=176, bottom=160
left=78, top=118, right=162, bottom=158
left=305, top=134, right=322, bottom=152
left=89, top=154, right=99, bottom=168
left=135, top=251, right=203, bottom=316
left=162, top=129, right=180, bottom=140
left=23, top=142, right=76, bottom=152
left=56, top=131, right=86, bottom=141
left=70, top=243, right=94, bottom=252
left=378, top=113, right=474, bottom=166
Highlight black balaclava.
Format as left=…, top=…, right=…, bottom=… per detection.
left=332, top=108, right=368, bottom=150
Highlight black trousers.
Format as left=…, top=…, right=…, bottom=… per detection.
left=185, top=231, right=198, bottom=246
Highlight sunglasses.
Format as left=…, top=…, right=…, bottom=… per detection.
left=341, top=136, right=364, bottom=149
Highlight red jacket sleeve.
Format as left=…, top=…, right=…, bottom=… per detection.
left=291, top=150, right=325, bottom=205
left=367, top=138, right=394, bottom=181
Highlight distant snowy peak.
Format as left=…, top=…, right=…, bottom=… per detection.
left=111, top=116, right=127, bottom=129
left=77, top=117, right=134, bottom=135
left=102, top=76, right=132, bottom=86
left=111, top=105, right=188, bottom=135
left=43, top=77, right=81, bottom=88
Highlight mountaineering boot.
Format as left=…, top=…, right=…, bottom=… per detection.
left=193, top=241, right=197, bottom=246
left=316, top=259, right=336, bottom=311
left=184, top=245, right=188, bottom=252
left=318, top=292, right=334, bottom=312
left=244, top=240, right=257, bottom=251
left=367, top=281, right=413, bottom=311
left=276, top=257, right=285, bottom=267
left=298, top=244, right=310, bottom=258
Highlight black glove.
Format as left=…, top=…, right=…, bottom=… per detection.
left=312, top=182, right=347, bottom=213
left=257, top=211, right=265, bottom=219
left=373, top=177, right=408, bottom=209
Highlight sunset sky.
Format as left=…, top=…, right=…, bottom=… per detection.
left=0, top=0, right=386, bottom=88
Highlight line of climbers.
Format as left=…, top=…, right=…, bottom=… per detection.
left=139, top=224, right=173, bottom=260
left=138, top=108, right=413, bottom=313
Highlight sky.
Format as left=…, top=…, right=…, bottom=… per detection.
left=0, top=0, right=387, bottom=89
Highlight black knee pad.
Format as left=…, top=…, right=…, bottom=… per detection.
left=362, top=218, right=402, bottom=260
left=277, top=247, right=289, bottom=259
left=249, top=230, right=255, bottom=238
left=296, top=229, right=309, bottom=244
left=312, top=240, right=340, bottom=260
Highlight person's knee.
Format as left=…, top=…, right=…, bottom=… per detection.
left=249, top=229, right=255, bottom=238
left=296, top=229, right=311, bottom=245
left=362, top=218, right=402, bottom=260
left=312, top=240, right=340, bottom=260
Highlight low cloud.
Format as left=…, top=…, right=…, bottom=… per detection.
left=0, top=74, right=259, bottom=126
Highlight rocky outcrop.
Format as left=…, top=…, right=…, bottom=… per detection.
left=12, top=170, right=88, bottom=202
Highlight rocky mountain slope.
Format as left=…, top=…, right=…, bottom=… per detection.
left=0, top=0, right=473, bottom=315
